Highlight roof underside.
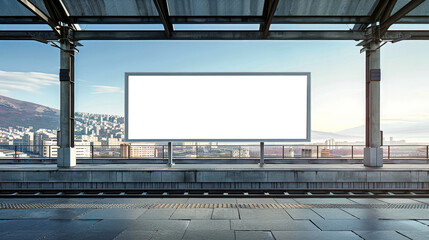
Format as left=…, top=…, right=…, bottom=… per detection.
left=1, top=0, right=429, bottom=41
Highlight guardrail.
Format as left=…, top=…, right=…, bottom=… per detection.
left=0, top=144, right=428, bottom=160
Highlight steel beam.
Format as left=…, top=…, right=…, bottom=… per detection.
left=260, top=0, right=280, bottom=38
left=1, top=30, right=429, bottom=41
left=381, top=0, right=425, bottom=34
left=153, top=0, right=173, bottom=37
left=16, top=0, right=60, bottom=35
left=353, top=0, right=390, bottom=31
left=4, top=15, right=429, bottom=25
left=380, top=0, right=398, bottom=23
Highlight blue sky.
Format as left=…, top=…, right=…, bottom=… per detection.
left=1, top=24, right=429, bottom=134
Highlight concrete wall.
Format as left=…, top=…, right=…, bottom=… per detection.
left=0, top=168, right=428, bottom=190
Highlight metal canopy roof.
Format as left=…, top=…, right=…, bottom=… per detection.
left=0, top=0, right=428, bottom=41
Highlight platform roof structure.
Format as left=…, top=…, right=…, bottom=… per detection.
left=1, top=0, right=429, bottom=168
left=1, top=0, right=429, bottom=41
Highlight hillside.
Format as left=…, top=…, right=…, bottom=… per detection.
left=0, top=95, right=59, bottom=129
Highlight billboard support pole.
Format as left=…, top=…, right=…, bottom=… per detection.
left=259, top=142, right=264, bottom=167
left=167, top=142, right=174, bottom=166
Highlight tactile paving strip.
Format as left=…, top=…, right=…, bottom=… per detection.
left=1, top=203, right=428, bottom=209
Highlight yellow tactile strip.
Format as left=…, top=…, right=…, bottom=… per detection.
left=0, top=203, right=428, bottom=209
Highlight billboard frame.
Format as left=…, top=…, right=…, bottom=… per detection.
left=125, top=72, right=311, bottom=142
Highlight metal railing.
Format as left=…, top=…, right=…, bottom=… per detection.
left=0, top=144, right=429, bottom=160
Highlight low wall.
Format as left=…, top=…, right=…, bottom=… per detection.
left=0, top=164, right=428, bottom=191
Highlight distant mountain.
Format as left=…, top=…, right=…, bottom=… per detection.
left=311, top=130, right=362, bottom=142
left=0, top=95, right=59, bottom=129
left=336, top=121, right=429, bottom=142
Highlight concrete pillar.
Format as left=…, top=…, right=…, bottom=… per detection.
left=57, top=33, right=76, bottom=168
left=364, top=40, right=383, bottom=167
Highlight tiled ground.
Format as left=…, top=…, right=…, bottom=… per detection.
left=1, top=197, right=429, bottom=240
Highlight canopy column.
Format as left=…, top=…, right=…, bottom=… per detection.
left=364, top=40, right=383, bottom=167
left=57, top=28, right=76, bottom=168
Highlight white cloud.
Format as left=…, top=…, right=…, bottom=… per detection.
left=92, top=85, right=123, bottom=94
left=0, top=70, right=58, bottom=94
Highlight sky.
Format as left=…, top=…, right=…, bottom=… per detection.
left=1, top=24, right=429, bottom=135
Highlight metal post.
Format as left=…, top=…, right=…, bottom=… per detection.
left=128, top=144, right=131, bottom=159
left=426, top=145, right=428, bottom=159
left=196, top=145, right=198, bottom=158
left=14, top=145, right=17, bottom=159
left=282, top=145, right=285, bottom=159
left=167, top=142, right=174, bottom=166
left=388, top=145, right=390, bottom=159
left=316, top=145, right=319, bottom=159
left=91, top=145, right=94, bottom=159
left=364, top=37, right=383, bottom=167
left=57, top=26, right=76, bottom=168
left=49, top=145, right=51, bottom=159
left=259, top=142, right=264, bottom=167
left=162, top=145, right=165, bottom=159
left=351, top=145, right=354, bottom=159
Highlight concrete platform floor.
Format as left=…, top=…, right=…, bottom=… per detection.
left=1, top=197, right=429, bottom=239
left=2, top=163, right=429, bottom=171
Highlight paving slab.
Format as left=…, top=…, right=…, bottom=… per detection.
left=418, top=220, right=429, bottom=226
left=343, top=209, right=429, bottom=220
left=187, top=220, right=230, bottom=230
left=354, top=231, right=410, bottom=240
left=311, top=219, right=429, bottom=231
left=236, top=198, right=277, bottom=204
left=182, top=230, right=235, bottom=240
left=274, top=198, right=300, bottom=204
left=114, top=230, right=154, bottom=240
left=150, top=230, right=186, bottom=240
left=127, top=220, right=190, bottom=231
left=231, top=220, right=319, bottom=231
left=377, top=198, right=422, bottom=204
left=89, top=219, right=135, bottom=232
left=0, top=231, right=51, bottom=240
left=0, top=209, right=91, bottom=220
left=347, top=198, right=387, bottom=204
left=294, top=198, right=357, bottom=205
left=398, top=231, right=429, bottom=240
left=311, top=208, right=358, bottom=219
left=138, top=209, right=176, bottom=220
left=413, top=198, right=429, bottom=204
left=170, top=209, right=213, bottom=220
left=285, top=209, right=323, bottom=220
left=235, top=231, right=275, bottom=240
left=44, top=230, right=122, bottom=240
left=238, top=209, right=292, bottom=220
left=272, top=231, right=361, bottom=240
left=78, top=209, right=147, bottom=219
left=212, top=208, right=239, bottom=220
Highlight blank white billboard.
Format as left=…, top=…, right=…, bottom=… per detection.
left=125, top=73, right=310, bottom=142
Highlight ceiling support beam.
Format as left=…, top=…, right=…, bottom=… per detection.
left=42, top=0, right=81, bottom=31
left=260, top=0, right=280, bottom=38
left=353, top=0, right=390, bottom=31
left=1, top=30, right=429, bottom=41
left=16, top=0, right=60, bottom=36
left=5, top=16, right=429, bottom=25
left=381, top=0, right=425, bottom=34
left=153, top=0, right=173, bottom=37
left=380, top=0, right=398, bottom=23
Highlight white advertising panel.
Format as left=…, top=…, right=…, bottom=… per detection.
left=125, top=73, right=310, bottom=142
